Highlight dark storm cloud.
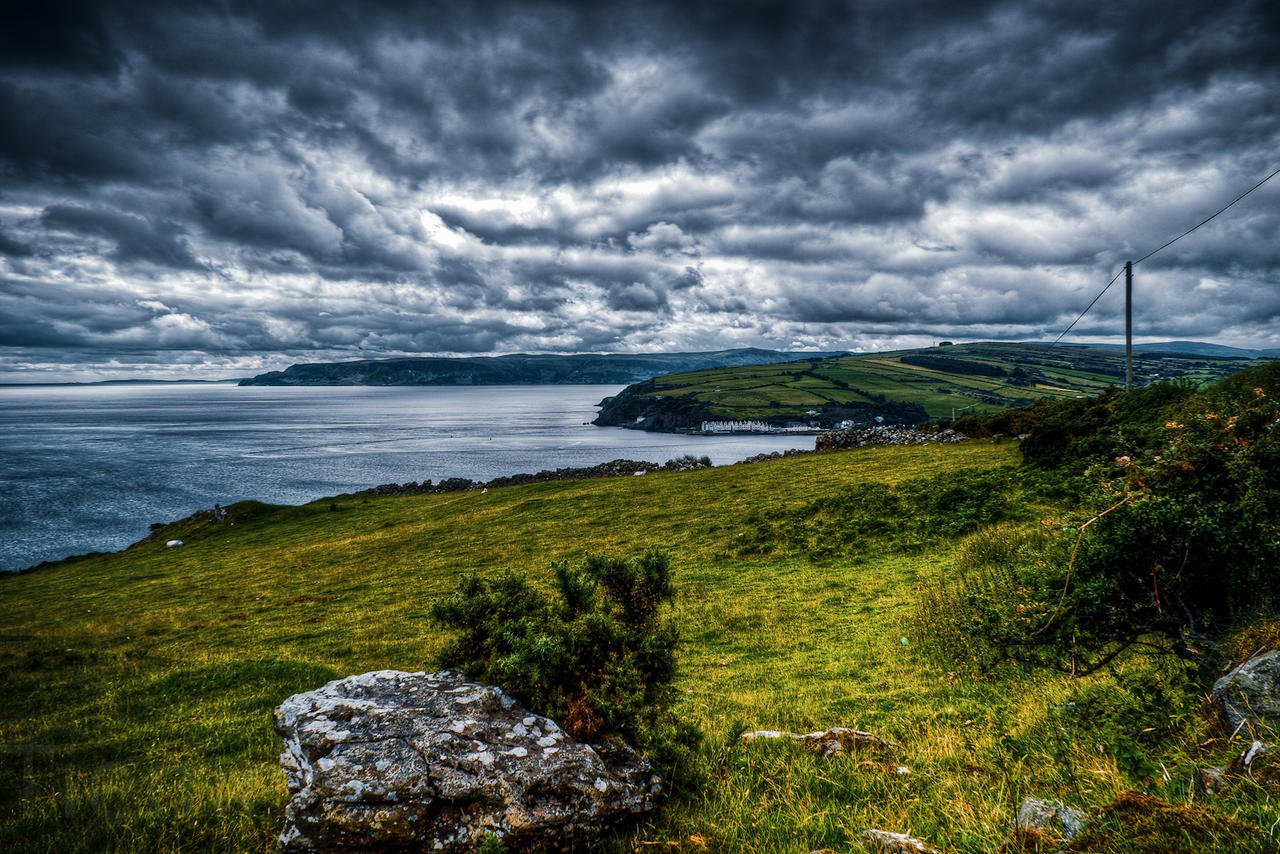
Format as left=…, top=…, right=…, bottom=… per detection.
left=40, top=204, right=204, bottom=270
left=0, top=0, right=121, bottom=74
left=0, top=226, right=33, bottom=258
left=1, top=0, right=1278, bottom=379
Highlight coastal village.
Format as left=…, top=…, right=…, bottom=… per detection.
left=700, top=416, right=869, bottom=434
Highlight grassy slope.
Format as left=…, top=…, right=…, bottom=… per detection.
left=1, top=442, right=1274, bottom=853
left=639, top=343, right=1259, bottom=422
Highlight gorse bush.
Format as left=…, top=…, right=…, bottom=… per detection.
left=431, top=550, right=677, bottom=743
left=1060, top=362, right=1280, bottom=665
left=430, top=550, right=703, bottom=791
left=1018, top=380, right=1196, bottom=473
left=952, top=380, right=1196, bottom=472
left=916, top=361, right=1280, bottom=676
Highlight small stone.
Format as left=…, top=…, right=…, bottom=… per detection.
left=1201, top=765, right=1226, bottom=794
left=740, top=727, right=897, bottom=757
left=165, top=539, right=182, bottom=548
left=858, top=828, right=941, bottom=853
left=1212, top=650, right=1280, bottom=733
left=1015, top=797, right=1086, bottom=841
left=1201, top=739, right=1273, bottom=793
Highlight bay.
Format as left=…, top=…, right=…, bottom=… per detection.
left=0, top=383, right=812, bottom=572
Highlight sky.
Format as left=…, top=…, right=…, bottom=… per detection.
left=1, top=0, right=1278, bottom=381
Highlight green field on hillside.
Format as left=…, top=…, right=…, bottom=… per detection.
left=2, top=440, right=1274, bottom=853
left=596, top=343, right=1262, bottom=428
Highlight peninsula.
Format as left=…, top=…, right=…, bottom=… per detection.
left=593, top=341, right=1266, bottom=432
left=238, top=348, right=844, bottom=387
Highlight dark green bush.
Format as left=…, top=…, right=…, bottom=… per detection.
left=950, top=380, right=1195, bottom=463
left=952, top=398, right=1053, bottom=438
left=1058, top=362, right=1280, bottom=666
left=917, top=361, right=1280, bottom=675
left=1019, top=380, right=1196, bottom=472
left=1030, top=662, right=1200, bottom=785
left=430, top=550, right=703, bottom=791
left=910, top=523, right=1064, bottom=672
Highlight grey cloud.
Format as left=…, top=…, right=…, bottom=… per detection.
left=2, top=0, right=1279, bottom=379
left=190, top=168, right=344, bottom=262
left=39, top=204, right=204, bottom=270
left=0, top=226, right=33, bottom=258
left=627, top=223, right=697, bottom=256
left=0, top=81, right=155, bottom=183
left=0, top=0, right=121, bottom=73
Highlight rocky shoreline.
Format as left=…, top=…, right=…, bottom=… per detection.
left=353, top=454, right=714, bottom=497
left=354, top=425, right=968, bottom=497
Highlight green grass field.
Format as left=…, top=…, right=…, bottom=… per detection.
left=2, top=441, right=1275, bottom=853
left=630, top=343, right=1260, bottom=423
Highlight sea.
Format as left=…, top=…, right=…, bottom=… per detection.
left=0, top=383, right=813, bottom=572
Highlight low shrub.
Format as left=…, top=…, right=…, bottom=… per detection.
left=1019, top=380, right=1196, bottom=472
left=915, top=361, right=1280, bottom=677
left=430, top=550, right=703, bottom=792
left=1041, top=661, right=1199, bottom=784
left=1059, top=364, right=1280, bottom=665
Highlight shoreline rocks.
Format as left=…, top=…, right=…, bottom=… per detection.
left=355, top=454, right=713, bottom=497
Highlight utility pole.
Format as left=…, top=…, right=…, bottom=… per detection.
left=1125, top=260, right=1133, bottom=391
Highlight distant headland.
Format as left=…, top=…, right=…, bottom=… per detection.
left=237, top=348, right=846, bottom=386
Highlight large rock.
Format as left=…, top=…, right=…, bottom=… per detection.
left=274, top=670, right=661, bottom=852
left=1213, top=650, right=1280, bottom=732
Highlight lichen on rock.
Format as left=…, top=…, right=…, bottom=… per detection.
left=274, top=669, right=660, bottom=852
left=1212, top=649, right=1280, bottom=734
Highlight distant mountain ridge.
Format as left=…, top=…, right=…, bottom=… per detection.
left=1066, top=341, right=1280, bottom=360
left=238, top=348, right=848, bottom=387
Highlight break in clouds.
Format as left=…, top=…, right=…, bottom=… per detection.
left=1, top=0, right=1278, bottom=380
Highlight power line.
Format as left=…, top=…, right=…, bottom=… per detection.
left=942, top=165, right=1280, bottom=417
left=1134, top=165, right=1280, bottom=266
left=1050, top=268, right=1125, bottom=347
left=1062, top=164, right=1280, bottom=342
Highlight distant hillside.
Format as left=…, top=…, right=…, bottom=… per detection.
left=238, top=349, right=846, bottom=386
left=594, top=342, right=1266, bottom=431
left=1070, top=341, right=1280, bottom=359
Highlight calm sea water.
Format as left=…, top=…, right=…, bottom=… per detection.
left=0, top=383, right=812, bottom=572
